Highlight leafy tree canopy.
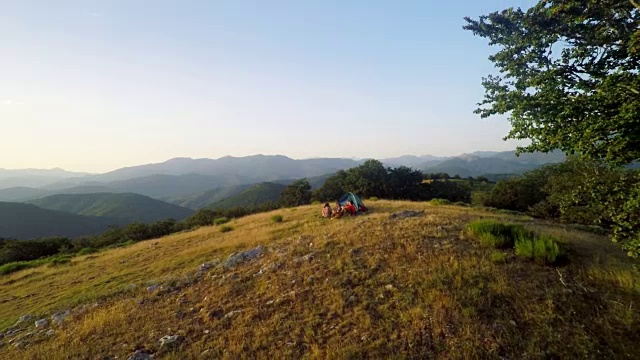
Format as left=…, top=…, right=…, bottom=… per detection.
left=464, top=0, right=640, bottom=165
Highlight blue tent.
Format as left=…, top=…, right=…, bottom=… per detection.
left=338, top=192, right=367, bottom=212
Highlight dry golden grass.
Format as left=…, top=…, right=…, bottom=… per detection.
left=1, top=200, right=639, bottom=359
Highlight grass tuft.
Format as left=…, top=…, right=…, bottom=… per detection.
left=515, top=234, right=563, bottom=265
left=77, top=247, right=98, bottom=256
left=213, top=217, right=229, bottom=225
left=271, top=215, right=284, bottom=223
left=490, top=251, right=507, bottom=263
left=219, top=225, right=234, bottom=233
left=430, top=198, right=451, bottom=205
left=467, top=219, right=530, bottom=249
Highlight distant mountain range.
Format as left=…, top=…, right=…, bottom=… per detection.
left=0, top=151, right=568, bottom=203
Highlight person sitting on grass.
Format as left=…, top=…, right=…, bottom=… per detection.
left=344, top=200, right=356, bottom=216
left=322, top=202, right=332, bottom=218
left=332, top=201, right=344, bottom=219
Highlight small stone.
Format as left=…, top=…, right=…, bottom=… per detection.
left=509, top=320, right=517, bottom=326
left=385, top=284, right=395, bottom=290
left=147, top=285, right=160, bottom=292
left=224, top=310, right=243, bottom=319
left=204, top=330, right=210, bottom=335
left=45, top=329, right=56, bottom=336
left=15, top=314, right=33, bottom=325
left=159, top=334, right=183, bottom=348
left=127, top=349, right=154, bottom=360
left=35, top=319, right=48, bottom=328
left=266, top=300, right=275, bottom=305
left=51, top=310, right=70, bottom=325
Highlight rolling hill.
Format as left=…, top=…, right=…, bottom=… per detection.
left=206, top=182, right=286, bottom=209
left=0, top=202, right=125, bottom=240
left=423, top=157, right=542, bottom=177
left=0, top=201, right=637, bottom=358
left=164, top=184, right=255, bottom=210
left=27, top=193, right=194, bottom=223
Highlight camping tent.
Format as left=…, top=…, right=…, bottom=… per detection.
left=338, top=192, right=367, bottom=213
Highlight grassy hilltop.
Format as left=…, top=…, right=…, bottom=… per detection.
left=1, top=200, right=639, bottom=358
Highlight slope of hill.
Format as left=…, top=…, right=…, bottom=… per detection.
left=0, top=168, right=90, bottom=190
left=27, top=193, right=194, bottom=223
left=0, top=201, right=637, bottom=359
left=163, top=184, right=254, bottom=210
left=424, top=157, right=546, bottom=177
left=0, top=202, right=124, bottom=240
left=207, top=182, right=286, bottom=209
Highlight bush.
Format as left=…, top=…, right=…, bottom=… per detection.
left=49, top=257, right=72, bottom=267
left=467, top=220, right=530, bottom=249
left=271, top=215, right=284, bottom=223
left=77, top=247, right=98, bottom=256
left=213, top=217, right=229, bottom=225
left=515, top=234, right=563, bottom=264
left=219, top=225, right=234, bottom=233
left=430, top=199, right=451, bottom=205
left=0, top=261, right=39, bottom=275
left=490, top=251, right=507, bottom=263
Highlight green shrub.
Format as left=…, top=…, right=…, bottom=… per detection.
left=49, top=257, right=72, bottom=267
left=271, top=215, right=284, bottom=223
left=220, top=225, right=234, bottom=233
left=490, top=251, right=507, bottom=263
left=467, top=220, right=531, bottom=249
left=369, top=197, right=379, bottom=201
left=77, top=247, right=98, bottom=256
left=430, top=198, right=451, bottom=205
left=213, top=217, right=229, bottom=225
left=515, top=234, right=563, bottom=264
left=0, top=261, right=39, bottom=275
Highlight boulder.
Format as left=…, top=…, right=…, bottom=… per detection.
left=389, top=210, right=425, bottom=219
left=224, top=246, right=265, bottom=268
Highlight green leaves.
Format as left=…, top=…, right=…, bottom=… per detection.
left=464, top=0, right=640, bottom=165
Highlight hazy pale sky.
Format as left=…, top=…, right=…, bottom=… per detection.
left=1, top=0, right=536, bottom=172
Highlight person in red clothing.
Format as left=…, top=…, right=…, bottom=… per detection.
left=344, top=200, right=356, bottom=216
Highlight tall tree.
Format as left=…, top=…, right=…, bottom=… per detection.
left=464, top=0, right=640, bottom=165
left=278, top=179, right=312, bottom=207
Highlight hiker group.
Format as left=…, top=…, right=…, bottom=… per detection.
left=321, top=192, right=367, bottom=219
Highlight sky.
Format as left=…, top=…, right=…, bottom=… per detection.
left=0, top=0, right=538, bottom=173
